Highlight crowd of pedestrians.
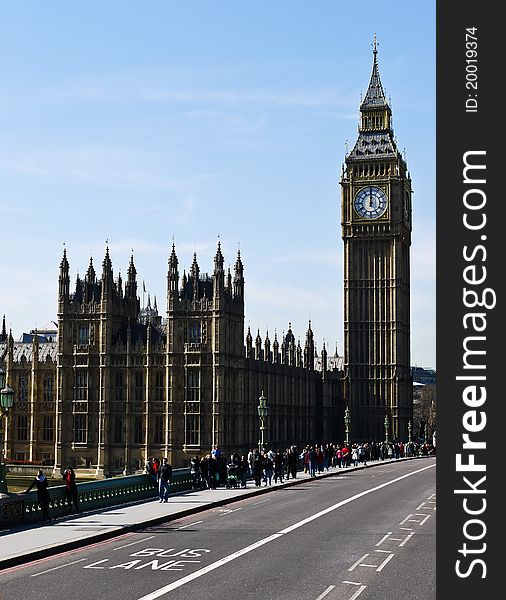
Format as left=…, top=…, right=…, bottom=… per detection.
left=144, top=439, right=434, bottom=495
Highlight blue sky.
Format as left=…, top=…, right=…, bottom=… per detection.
left=0, top=2, right=435, bottom=367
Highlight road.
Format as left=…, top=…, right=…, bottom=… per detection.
left=0, top=458, right=436, bottom=600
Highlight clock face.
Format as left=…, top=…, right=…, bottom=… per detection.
left=354, top=186, right=388, bottom=219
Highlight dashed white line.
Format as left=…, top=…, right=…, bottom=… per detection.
left=399, top=532, right=415, bottom=547
left=376, top=553, right=395, bottom=572
left=315, top=585, right=336, bottom=600
left=419, top=514, right=431, bottom=526
left=399, top=514, right=412, bottom=525
left=348, top=554, right=369, bottom=572
left=375, top=532, right=393, bottom=546
left=343, top=581, right=363, bottom=586
left=31, top=558, right=87, bottom=577
left=348, top=584, right=367, bottom=600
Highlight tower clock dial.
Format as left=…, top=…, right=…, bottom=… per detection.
left=354, top=186, right=388, bottom=219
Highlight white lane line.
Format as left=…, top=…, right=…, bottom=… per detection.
left=375, top=532, right=393, bottom=546
left=348, top=585, right=367, bottom=600
left=399, top=514, right=412, bottom=525
left=343, top=581, right=363, bottom=586
left=278, top=464, right=435, bottom=535
left=400, top=527, right=413, bottom=531
left=416, top=502, right=426, bottom=510
left=419, top=514, right=431, bottom=526
left=31, top=558, right=86, bottom=577
left=375, top=549, right=392, bottom=553
left=252, top=499, right=269, bottom=506
left=175, top=520, right=203, bottom=530
left=136, top=463, right=435, bottom=600
left=348, top=554, right=369, bottom=572
left=399, top=532, right=415, bottom=547
left=315, top=585, right=336, bottom=600
left=428, top=494, right=436, bottom=500
left=376, top=553, right=395, bottom=572
left=114, top=535, right=157, bottom=550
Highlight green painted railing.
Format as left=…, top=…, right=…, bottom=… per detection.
left=0, top=469, right=192, bottom=525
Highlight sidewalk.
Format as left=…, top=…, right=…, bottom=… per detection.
left=0, top=459, right=421, bottom=570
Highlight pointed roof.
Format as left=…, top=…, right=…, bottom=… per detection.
left=361, top=35, right=388, bottom=110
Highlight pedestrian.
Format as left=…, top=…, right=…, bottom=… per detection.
left=263, top=452, right=273, bottom=486
left=62, top=465, right=80, bottom=513
left=190, top=455, right=201, bottom=490
left=158, top=458, right=172, bottom=502
left=26, top=470, right=52, bottom=521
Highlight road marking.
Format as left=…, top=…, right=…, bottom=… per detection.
left=175, top=521, right=203, bottom=530
left=31, top=558, right=86, bottom=577
left=114, top=536, right=157, bottom=550
left=376, top=553, right=395, bottom=572
left=399, top=514, right=412, bottom=525
left=375, top=532, right=392, bottom=546
left=136, top=463, right=435, bottom=600
left=348, top=585, right=367, bottom=600
left=399, top=532, right=415, bottom=547
left=342, top=581, right=363, bottom=586
left=252, top=499, right=269, bottom=506
left=400, top=527, right=413, bottom=531
left=419, top=514, right=431, bottom=526
left=416, top=502, right=426, bottom=510
left=375, top=549, right=392, bottom=553
left=348, top=554, right=369, bottom=572
left=315, top=585, right=335, bottom=600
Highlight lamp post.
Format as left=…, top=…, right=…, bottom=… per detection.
left=384, top=413, right=390, bottom=446
left=344, top=406, right=351, bottom=448
left=257, top=391, right=268, bottom=454
left=408, top=419, right=412, bottom=444
left=0, top=366, right=15, bottom=494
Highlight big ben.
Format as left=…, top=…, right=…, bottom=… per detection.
left=341, top=38, right=412, bottom=442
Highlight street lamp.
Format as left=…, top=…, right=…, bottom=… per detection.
left=384, top=413, right=390, bottom=446
left=344, top=406, right=351, bottom=448
left=408, top=419, right=412, bottom=444
left=257, top=391, right=268, bottom=453
left=0, top=366, right=15, bottom=494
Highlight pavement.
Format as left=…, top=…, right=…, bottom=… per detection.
left=0, top=458, right=420, bottom=570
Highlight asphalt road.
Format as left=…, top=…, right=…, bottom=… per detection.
left=0, top=458, right=436, bottom=600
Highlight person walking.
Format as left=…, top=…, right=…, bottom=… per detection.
left=62, top=466, right=80, bottom=513
left=158, top=458, right=172, bottom=502
left=190, top=455, right=201, bottom=490
left=26, top=470, right=52, bottom=521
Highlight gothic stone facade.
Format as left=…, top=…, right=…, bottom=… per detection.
left=1, top=245, right=344, bottom=475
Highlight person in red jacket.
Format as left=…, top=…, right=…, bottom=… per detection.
left=62, top=466, right=80, bottom=513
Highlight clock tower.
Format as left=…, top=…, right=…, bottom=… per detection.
left=340, top=38, right=412, bottom=442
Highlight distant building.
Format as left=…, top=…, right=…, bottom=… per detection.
left=411, top=367, right=436, bottom=385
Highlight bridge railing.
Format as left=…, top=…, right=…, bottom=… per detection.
left=0, top=468, right=192, bottom=526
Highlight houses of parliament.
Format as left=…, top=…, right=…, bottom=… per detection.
left=0, top=43, right=413, bottom=475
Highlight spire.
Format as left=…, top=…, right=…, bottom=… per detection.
left=58, top=246, right=70, bottom=300
left=255, top=328, right=262, bottom=360
left=191, top=253, right=200, bottom=301
left=272, top=330, right=279, bottom=364
left=125, top=254, right=137, bottom=299
left=233, top=248, right=244, bottom=299
left=102, top=245, right=113, bottom=278
left=245, top=325, right=253, bottom=358
left=304, top=319, right=315, bottom=370
left=214, top=240, right=224, bottom=273
left=361, top=34, right=388, bottom=110
left=264, top=329, right=271, bottom=362
left=1, top=314, right=6, bottom=343
left=85, top=256, right=96, bottom=283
